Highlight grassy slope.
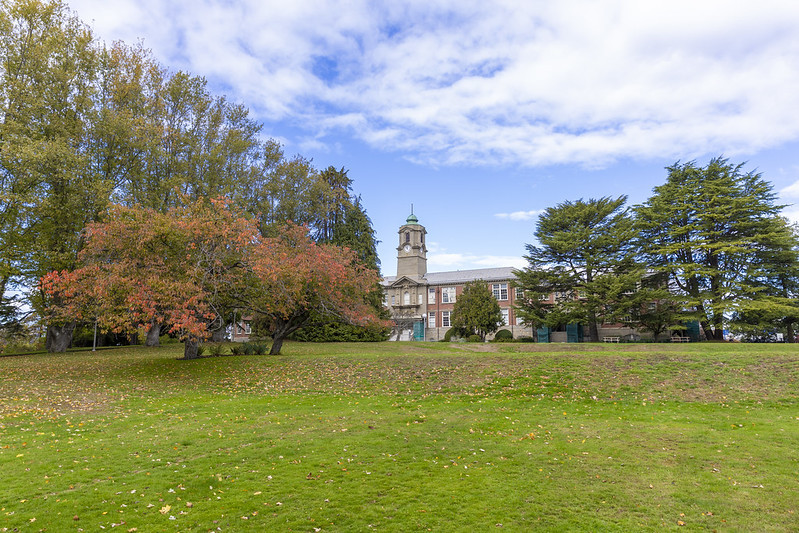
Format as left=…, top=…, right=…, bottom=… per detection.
left=0, top=342, right=797, bottom=532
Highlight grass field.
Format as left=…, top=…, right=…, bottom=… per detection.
left=1, top=341, right=797, bottom=532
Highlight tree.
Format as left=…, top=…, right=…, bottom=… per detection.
left=519, top=196, right=641, bottom=342
left=450, top=280, right=503, bottom=341
left=237, top=223, right=384, bottom=354
left=636, top=157, right=789, bottom=341
left=0, top=0, right=107, bottom=351
left=41, top=199, right=385, bottom=357
left=41, top=199, right=256, bottom=358
left=728, top=218, right=799, bottom=341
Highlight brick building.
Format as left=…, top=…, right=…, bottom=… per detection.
left=381, top=212, right=646, bottom=342
left=381, top=212, right=534, bottom=341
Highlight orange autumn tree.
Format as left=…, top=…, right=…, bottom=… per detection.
left=41, top=198, right=383, bottom=358
left=236, top=223, right=383, bottom=355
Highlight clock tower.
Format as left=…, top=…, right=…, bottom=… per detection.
left=396, top=212, right=427, bottom=279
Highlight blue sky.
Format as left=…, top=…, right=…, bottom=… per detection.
left=69, top=0, right=799, bottom=275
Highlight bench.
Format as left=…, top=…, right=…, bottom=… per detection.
left=602, top=336, right=620, bottom=343
left=671, top=336, right=690, bottom=342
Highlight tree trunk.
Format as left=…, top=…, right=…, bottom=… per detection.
left=46, top=323, right=75, bottom=353
left=269, top=335, right=284, bottom=355
left=786, top=322, right=796, bottom=343
left=211, top=321, right=226, bottom=342
left=587, top=312, right=600, bottom=342
left=183, top=336, right=200, bottom=359
left=145, top=321, right=161, bottom=346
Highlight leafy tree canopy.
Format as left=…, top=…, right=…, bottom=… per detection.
left=451, top=280, right=503, bottom=341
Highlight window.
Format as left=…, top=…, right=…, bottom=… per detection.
left=403, top=291, right=410, bottom=305
left=382, top=293, right=388, bottom=307
left=405, top=232, right=410, bottom=243
left=418, top=293, right=423, bottom=305
left=441, top=311, right=451, bottom=327
left=391, top=295, right=396, bottom=306
left=244, top=321, right=251, bottom=335
left=515, top=287, right=524, bottom=300
left=501, top=308, right=509, bottom=325
left=428, top=312, right=436, bottom=328
left=539, top=293, right=550, bottom=301
left=428, top=288, right=436, bottom=304
left=492, top=283, right=508, bottom=300
left=442, top=287, right=456, bottom=303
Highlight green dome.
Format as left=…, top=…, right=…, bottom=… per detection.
left=406, top=213, right=419, bottom=224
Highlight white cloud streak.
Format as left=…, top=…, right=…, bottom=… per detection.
left=495, top=210, right=541, bottom=221
left=70, top=0, right=799, bottom=168
left=428, top=253, right=527, bottom=271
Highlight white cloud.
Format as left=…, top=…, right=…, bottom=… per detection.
left=69, top=0, right=799, bottom=168
left=781, top=207, right=799, bottom=225
left=495, top=210, right=541, bottom=221
left=428, top=253, right=527, bottom=271
left=779, top=179, right=799, bottom=199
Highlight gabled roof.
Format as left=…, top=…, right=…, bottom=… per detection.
left=382, top=275, right=426, bottom=287
left=382, top=266, right=517, bottom=287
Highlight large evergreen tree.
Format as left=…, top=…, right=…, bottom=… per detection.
left=635, top=157, right=792, bottom=341
left=517, top=196, right=641, bottom=342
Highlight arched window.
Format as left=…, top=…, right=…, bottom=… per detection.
left=405, top=232, right=410, bottom=243
left=404, top=291, right=410, bottom=305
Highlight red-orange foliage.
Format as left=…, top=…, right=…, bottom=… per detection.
left=41, top=198, right=384, bottom=357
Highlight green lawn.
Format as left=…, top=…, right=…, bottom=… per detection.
left=1, top=342, right=797, bottom=532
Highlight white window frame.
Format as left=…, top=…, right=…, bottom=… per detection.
left=428, top=312, right=436, bottom=328
left=492, top=283, right=508, bottom=301
left=441, top=311, right=451, bottom=327
left=501, top=308, right=509, bottom=325
left=515, top=287, right=524, bottom=300
left=442, top=287, right=456, bottom=304
left=418, top=293, right=423, bottom=305
left=403, top=291, right=410, bottom=305
left=428, top=288, right=436, bottom=304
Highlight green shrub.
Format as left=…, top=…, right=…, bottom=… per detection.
left=208, top=343, right=225, bottom=356
left=443, top=329, right=455, bottom=342
left=518, top=336, right=535, bottom=343
left=492, top=329, right=514, bottom=342
left=196, top=344, right=206, bottom=357
left=242, top=342, right=255, bottom=355
left=467, top=334, right=482, bottom=343
left=230, top=344, right=243, bottom=355
left=159, top=333, right=179, bottom=344
left=250, top=342, right=269, bottom=355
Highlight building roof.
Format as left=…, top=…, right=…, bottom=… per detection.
left=382, top=266, right=517, bottom=286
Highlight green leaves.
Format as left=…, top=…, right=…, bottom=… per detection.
left=518, top=196, right=641, bottom=341
left=635, top=157, right=794, bottom=340
left=451, top=280, right=503, bottom=341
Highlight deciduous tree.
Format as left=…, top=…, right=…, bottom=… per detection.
left=41, top=199, right=384, bottom=357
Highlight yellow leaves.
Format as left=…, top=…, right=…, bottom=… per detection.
left=159, top=504, right=171, bottom=514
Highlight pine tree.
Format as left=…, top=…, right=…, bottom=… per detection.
left=451, top=280, right=503, bottom=341
left=518, top=196, right=641, bottom=342
left=635, top=157, right=790, bottom=341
